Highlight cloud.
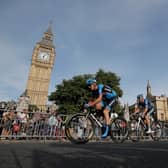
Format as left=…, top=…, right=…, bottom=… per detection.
left=0, top=37, right=29, bottom=100
left=53, top=0, right=168, bottom=33
left=1, top=0, right=168, bottom=105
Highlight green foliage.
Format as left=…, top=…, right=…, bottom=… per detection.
left=96, top=69, right=123, bottom=97
left=49, top=69, right=123, bottom=114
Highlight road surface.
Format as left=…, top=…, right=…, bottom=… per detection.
left=0, top=141, right=168, bottom=168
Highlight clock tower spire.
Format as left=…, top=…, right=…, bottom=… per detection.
left=38, top=21, right=54, bottom=47
left=26, top=23, right=56, bottom=111
left=147, top=80, right=152, bottom=99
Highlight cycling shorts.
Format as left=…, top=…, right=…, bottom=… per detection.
left=100, top=98, right=117, bottom=111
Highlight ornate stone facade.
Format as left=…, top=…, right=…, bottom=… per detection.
left=151, top=95, right=168, bottom=121
left=146, top=81, right=168, bottom=121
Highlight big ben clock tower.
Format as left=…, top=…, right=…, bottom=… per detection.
left=26, top=24, right=55, bottom=110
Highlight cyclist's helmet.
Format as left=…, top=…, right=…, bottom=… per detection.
left=86, top=78, right=97, bottom=86
left=137, top=94, right=143, bottom=100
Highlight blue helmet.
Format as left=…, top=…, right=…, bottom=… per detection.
left=137, top=94, right=143, bottom=100
left=86, top=78, right=97, bottom=86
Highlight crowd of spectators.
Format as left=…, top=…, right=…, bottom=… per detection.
left=0, top=109, right=66, bottom=140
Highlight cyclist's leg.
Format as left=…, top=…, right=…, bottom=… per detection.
left=101, top=107, right=110, bottom=138
left=148, top=108, right=154, bottom=120
left=101, top=99, right=116, bottom=138
left=95, top=101, right=104, bottom=110
left=145, top=108, right=154, bottom=133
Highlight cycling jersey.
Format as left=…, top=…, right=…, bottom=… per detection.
left=92, top=84, right=117, bottom=100
left=137, top=98, right=154, bottom=111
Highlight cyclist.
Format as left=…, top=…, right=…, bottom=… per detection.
left=84, top=78, right=118, bottom=138
left=134, top=94, right=154, bottom=134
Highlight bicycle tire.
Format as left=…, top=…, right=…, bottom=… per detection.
left=65, top=113, right=95, bottom=144
left=150, top=121, right=162, bottom=141
left=128, top=119, right=142, bottom=142
left=110, top=118, right=128, bottom=143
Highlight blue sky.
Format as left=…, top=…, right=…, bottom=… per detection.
left=0, top=0, right=168, bottom=105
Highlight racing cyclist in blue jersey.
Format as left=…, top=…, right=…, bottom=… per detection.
left=134, top=94, right=154, bottom=134
left=84, top=78, right=118, bottom=138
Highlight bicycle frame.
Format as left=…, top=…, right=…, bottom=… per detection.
left=82, top=109, right=103, bottom=128
left=136, top=116, right=147, bottom=130
left=84, top=109, right=120, bottom=129
left=89, top=113, right=103, bottom=127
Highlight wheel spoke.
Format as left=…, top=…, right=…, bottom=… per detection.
left=65, top=114, right=94, bottom=144
left=128, top=119, right=141, bottom=142
left=110, top=118, right=128, bottom=143
left=151, top=121, right=162, bottom=141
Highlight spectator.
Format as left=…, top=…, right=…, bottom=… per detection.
left=1, top=112, right=13, bottom=139
left=0, top=109, right=4, bottom=136
left=17, top=111, right=29, bottom=135
left=12, top=119, right=21, bottom=137
left=56, top=113, right=65, bottom=140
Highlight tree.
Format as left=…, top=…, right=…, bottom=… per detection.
left=49, top=69, right=123, bottom=114
left=96, top=69, right=123, bottom=97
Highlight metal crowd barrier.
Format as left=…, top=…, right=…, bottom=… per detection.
left=0, top=111, right=103, bottom=141
left=161, top=121, right=168, bottom=140
left=0, top=111, right=68, bottom=140
left=0, top=110, right=168, bottom=142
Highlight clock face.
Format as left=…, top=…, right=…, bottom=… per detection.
left=38, top=51, right=50, bottom=61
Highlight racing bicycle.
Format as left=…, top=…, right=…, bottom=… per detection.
left=65, top=107, right=128, bottom=144
left=128, top=112, right=162, bottom=142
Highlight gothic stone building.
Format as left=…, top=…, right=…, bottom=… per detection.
left=147, top=81, right=168, bottom=121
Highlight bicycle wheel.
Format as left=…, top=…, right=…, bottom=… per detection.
left=65, top=113, right=95, bottom=144
left=110, top=118, right=128, bottom=143
left=150, top=121, right=162, bottom=141
left=128, top=119, right=142, bottom=142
